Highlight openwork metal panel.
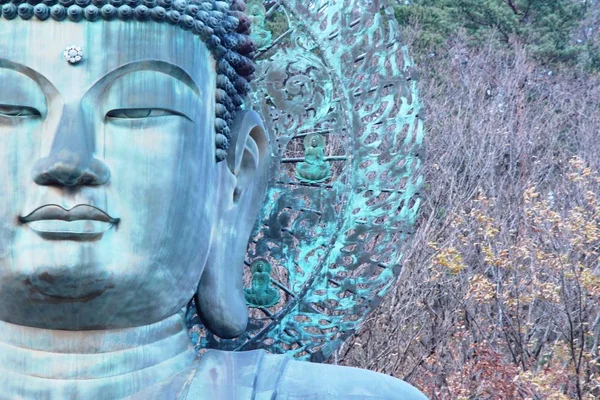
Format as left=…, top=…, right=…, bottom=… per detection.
left=191, top=0, right=424, bottom=362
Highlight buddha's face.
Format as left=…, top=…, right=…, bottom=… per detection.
left=0, top=20, right=222, bottom=329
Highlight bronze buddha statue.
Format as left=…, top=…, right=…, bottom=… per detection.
left=0, top=0, right=427, bottom=398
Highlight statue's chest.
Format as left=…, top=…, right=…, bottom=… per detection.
left=183, top=350, right=289, bottom=400
left=130, top=350, right=289, bottom=400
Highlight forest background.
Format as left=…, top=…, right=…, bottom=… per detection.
left=331, top=1, right=600, bottom=399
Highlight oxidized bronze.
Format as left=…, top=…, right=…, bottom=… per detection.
left=0, top=0, right=426, bottom=398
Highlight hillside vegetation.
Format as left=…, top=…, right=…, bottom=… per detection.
left=337, top=1, right=600, bottom=399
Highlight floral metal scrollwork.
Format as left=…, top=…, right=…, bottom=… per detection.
left=191, top=0, right=424, bottom=363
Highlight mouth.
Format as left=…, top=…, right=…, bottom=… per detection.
left=19, top=204, right=120, bottom=240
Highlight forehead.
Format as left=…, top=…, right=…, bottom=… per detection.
left=0, top=20, right=214, bottom=91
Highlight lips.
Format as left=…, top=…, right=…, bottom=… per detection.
left=19, top=204, right=120, bottom=240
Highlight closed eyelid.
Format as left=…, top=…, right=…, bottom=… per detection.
left=0, top=104, right=42, bottom=117
left=96, top=68, right=202, bottom=122
left=106, top=108, right=191, bottom=120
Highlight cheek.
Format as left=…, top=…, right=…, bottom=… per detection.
left=103, top=117, right=207, bottom=213
left=168, top=120, right=219, bottom=250
left=103, top=116, right=217, bottom=261
left=0, top=118, right=40, bottom=191
left=0, top=120, right=40, bottom=250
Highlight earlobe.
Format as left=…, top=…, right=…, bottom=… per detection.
left=196, top=111, right=270, bottom=339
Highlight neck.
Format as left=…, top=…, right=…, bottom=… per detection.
left=0, top=312, right=197, bottom=399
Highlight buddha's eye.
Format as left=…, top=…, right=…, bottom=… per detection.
left=0, top=104, right=41, bottom=118
left=106, top=108, right=180, bottom=119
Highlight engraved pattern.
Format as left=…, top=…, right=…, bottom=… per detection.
left=192, top=0, right=424, bottom=362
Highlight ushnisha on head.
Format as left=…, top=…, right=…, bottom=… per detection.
left=0, top=0, right=256, bottom=161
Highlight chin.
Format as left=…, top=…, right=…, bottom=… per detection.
left=0, top=226, right=206, bottom=329
left=26, top=262, right=115, bottom=301
left=0, top=271, right=189, bottom=330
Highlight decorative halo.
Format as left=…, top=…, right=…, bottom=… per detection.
left=190, top=0, right=424, bottom=362
left=63, top=45, right=83, bottom=64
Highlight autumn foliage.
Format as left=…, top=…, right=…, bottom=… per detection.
left=418, top=161, right=600, bottom=399
left=335, top=17, right=600, bottom=399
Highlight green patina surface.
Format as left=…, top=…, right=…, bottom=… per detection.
left=245, top=259, right=280, bottom=308
left=295, top=133, right=332, bottom=184
left=194, top=0, right=424, bottom=362
left=247, top=0, right=273, bottom=49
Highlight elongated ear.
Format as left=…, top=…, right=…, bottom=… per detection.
left=195, top=111, right=270, bottom=339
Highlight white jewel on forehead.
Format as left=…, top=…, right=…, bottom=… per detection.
left=63, top=45, right=83, bottom=65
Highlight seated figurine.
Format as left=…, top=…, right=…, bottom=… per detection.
left=244, top=259, right=280, bottom=307
left=296, top=133, right=332, bottom=183
left=247, top=0, right=272, bottom=49
left=0, top=0, right=427, bottom=398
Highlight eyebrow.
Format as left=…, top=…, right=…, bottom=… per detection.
left=0, top=59, right=58, bottom=107
left=90, top=60, right=201, bottom=97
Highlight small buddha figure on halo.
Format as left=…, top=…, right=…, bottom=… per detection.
left=295, top=133, right=332, bottom=183
left=246, top=0, right=272, bottom=49
left=0, top=0, right=427, bottom=398
left=244, top=258, right=279, bottom=307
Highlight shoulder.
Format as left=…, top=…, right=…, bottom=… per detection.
left=275, top=357, right=428, bottom=400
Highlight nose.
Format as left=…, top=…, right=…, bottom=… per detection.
left=32, top=105, right=110, bottom=187
left=33, top=154, right=110, bottom=186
